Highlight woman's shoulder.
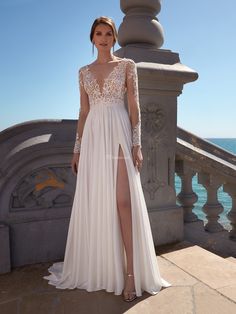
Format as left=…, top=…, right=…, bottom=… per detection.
left=122, top=57, right=135, bottom=64
left=78, top=64, right=88, bottom=74
left=117, top=57, right=135, bottom=65
left=117, top=58, right=136, bottom=73
left=121, top=58, right=137, bottom=71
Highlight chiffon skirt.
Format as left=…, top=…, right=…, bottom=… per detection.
left=43, top=100, right=171, bottom=296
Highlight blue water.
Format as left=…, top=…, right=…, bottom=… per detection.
left=175, top=138, right=236, bottom=230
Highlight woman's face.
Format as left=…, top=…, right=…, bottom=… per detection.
left=92, top=23, right=115, bottom=52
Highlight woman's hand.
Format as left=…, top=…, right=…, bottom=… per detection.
left=132, top=145, right=143, bottom=172
left=71, top=153, right=80, bottom=175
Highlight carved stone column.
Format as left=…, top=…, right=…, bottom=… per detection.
left=115, top=0, right=198, bottom=245
left=175, top=160, right=198, bottom=222
left=198, top=173, right=224, bottom=232
left=223, top=183, right=236, bottom=240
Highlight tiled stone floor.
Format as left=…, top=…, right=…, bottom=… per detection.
left=1, top=220, right=236, bottom=314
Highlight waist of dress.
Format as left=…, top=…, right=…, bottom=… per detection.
left=89, top=99, right=126, bottom=109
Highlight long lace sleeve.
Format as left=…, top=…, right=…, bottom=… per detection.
left=126, top=59, right=142, bottom=148
left=73, top=67, right=90, bottom=153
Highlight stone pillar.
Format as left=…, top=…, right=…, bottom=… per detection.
left=115, top=0, right=198, bottom=245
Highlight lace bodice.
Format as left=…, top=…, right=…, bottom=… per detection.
left=73, top=58, right=141, bottom=153
left=79, top=58, right=130, bottom=106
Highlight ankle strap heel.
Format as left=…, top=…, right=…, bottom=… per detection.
left=127, top=273, right=134, bottom=277
left=123, top=273, right=137, bottom=302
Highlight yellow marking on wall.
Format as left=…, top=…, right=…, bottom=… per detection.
left=35, top=172, right=65, bottom=191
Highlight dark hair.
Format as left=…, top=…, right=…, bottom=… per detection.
left=90, top=16, right=118, bottom=45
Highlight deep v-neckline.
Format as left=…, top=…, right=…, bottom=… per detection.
left=86, top=59, right=124, bottom=95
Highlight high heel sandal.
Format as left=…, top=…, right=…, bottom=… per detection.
left=123, top=273, right=137, bottom=302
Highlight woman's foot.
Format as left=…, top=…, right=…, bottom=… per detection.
left=123, top=273, right=137, bottom=302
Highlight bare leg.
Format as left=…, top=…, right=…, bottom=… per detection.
left=116, top=145, right=135, bottom=299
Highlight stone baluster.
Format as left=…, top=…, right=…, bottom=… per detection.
left=198, top=173, right=224, bottom=232
left=175, top=160, right=198, bottom=222
left=223, top=183, right=236, bottom=240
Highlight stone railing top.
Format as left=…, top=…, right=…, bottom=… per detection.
left=0, top=119, right=76, bottom=167
left=177, top=127, right=236, bottom=165
left=176, top=127, right=236, bottom=184
left=0, top=119, right=70, bottom=142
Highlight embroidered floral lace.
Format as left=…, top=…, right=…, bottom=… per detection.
left=126, top=60, right=142, bottom=148
left=73, top=132, right=82, bottom=153
left=74, top=58, right=142, bottom=152
left=73, top=69, right=85, bottom=154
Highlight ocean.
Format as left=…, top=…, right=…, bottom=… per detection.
left=175, top=138, right=236, bottom=230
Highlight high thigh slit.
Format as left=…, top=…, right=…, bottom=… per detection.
left=43, top=57, right=171, bottom=296
left=116, top=143, right=133, bottom=275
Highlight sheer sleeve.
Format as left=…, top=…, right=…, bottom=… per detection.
left=78, top=68, right=84, bottom=88
left=126, top=59, right=142, bottom=148
left=73, top=67, right=90, bottom=153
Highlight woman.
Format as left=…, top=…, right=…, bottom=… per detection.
left=44, top=16, right=171, bottom=302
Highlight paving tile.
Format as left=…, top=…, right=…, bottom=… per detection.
left=0, top=262, right=56, bottom=303
left=225, top=257, right=236, bottom=264
left=0, top=299, right=18, bottom=314
left=217, top=284, right=236, bottom=303
left=20, top=292, right=64, bottom=314
left=1, top=245, right=235, bottom=314
left=60, top=289, right=99, bottom=314
left=125, top=286, right=194, bottom=314
left=157, top=256, right=198, bottom=287
left=162, top=245, right=236, bottom=291
left=96, top=289, right=132, bottom=314
left=193, top=282, right=236, bottom=314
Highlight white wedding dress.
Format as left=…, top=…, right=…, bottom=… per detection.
left=43, top=57, right=171, bottom=297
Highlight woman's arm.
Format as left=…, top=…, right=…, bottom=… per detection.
left=126, top=59, right=143, bottom=171
left=73, top=68, right=90, bottom=154
left=126, top=59, right=142, bottom=148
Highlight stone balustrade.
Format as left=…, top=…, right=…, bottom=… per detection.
left=176, top=127, right=236, bottom=241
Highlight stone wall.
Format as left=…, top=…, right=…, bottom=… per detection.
left=0, top=120, right=77, bottom=273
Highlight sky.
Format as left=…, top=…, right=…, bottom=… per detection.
left=0, top=0, right=236, bottom=138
